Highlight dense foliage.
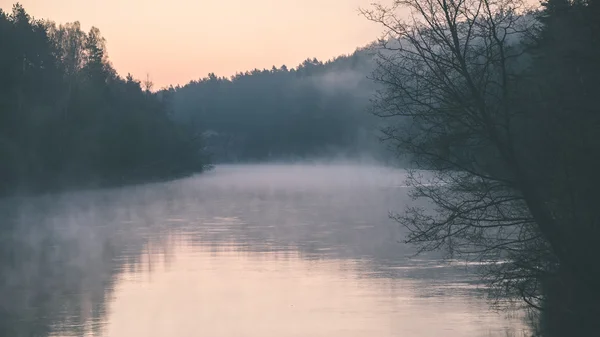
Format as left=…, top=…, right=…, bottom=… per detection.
left=523, top=0, right=600, bottom=334
left=0, top=4, right=209, bottom=195
left=168, top=52, right=386, bottom=162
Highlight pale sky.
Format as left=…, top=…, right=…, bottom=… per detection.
left=1, top=0, right=383, bottom=88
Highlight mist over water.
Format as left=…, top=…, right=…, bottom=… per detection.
left=0, top=164, right=528, bottom=337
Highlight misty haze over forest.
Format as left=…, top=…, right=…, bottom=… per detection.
left=167, top=50, right=386, bottom=163
left=0, top=3, right=391, bottom=195
left=1, top=1, right=599, bottom=337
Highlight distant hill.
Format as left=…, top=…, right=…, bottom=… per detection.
left=163, top=47, right=393, bottom=163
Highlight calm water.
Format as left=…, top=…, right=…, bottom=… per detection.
left=0, top=164, right=528, bottom=337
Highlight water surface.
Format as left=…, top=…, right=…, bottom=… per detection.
left=0, top=164, right=527, bottom=337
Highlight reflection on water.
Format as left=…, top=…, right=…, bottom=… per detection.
left=0, top=164, right=528, bottom=337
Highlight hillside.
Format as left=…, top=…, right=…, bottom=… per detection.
left=165, top=47, right=390, bottom=163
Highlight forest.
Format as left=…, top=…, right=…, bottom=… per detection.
left=167, top=51, right=384, bottom=162
left=1, top=1, right=600, bottom=334
left=0, top=3, right=393, bottom=196
left=0, top=4, right=209, bottom=196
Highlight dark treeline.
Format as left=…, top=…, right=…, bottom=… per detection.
left=0, top=4, right=209, bottom=195
left=167, top=51, right=387, bottom=162
left=525, top=1, right=600, bottom=335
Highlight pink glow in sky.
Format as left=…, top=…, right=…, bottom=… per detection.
left=1, top=0, right=383, bottom=88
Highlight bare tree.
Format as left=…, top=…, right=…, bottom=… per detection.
left=144, top=73, right=154, bottom=93
left=361, top=0, right=600, bottom=334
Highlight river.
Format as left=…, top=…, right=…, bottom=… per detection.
left=0, top=164, right=528, bottom=337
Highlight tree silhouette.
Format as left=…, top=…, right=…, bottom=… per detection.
left=362, top=0, right=600, bottom=335
left=0, top=4, right=210, bottom=196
